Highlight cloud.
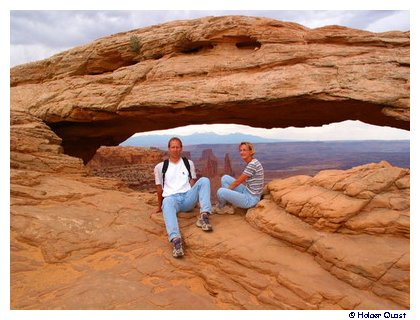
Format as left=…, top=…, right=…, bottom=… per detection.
left=364, top=11, right=410, bottom=32
left=10, top=43, right=69, bottom=66
left=11, top=11, right=133, bottom=47
left=135, top=121, right=410, bottom=141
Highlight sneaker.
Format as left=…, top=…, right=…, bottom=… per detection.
left=172, top=237, right=184, bottom=258
left=196, top=213, right=213, bottom=231
left=212, top=205, right=235, bottom=215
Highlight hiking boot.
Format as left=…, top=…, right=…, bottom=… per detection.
left=172, top=237, right=184, bottom=258
left=212, top=205, right=235, bottom=215
left=196, top=213, right=213, bottom=231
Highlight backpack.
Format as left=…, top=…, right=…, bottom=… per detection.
left=162, top=157, right=192, bottom=186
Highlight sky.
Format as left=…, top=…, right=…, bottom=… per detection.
left=8, top=9, right=411, bottom=141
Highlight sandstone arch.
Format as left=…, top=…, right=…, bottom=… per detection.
left=10, top=16, right=409, bottom=164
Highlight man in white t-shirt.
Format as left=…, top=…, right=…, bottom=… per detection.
left=154, top=137, right=213, bottom=258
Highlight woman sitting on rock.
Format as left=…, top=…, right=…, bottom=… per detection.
left=214, top=142, right=264, bottom=214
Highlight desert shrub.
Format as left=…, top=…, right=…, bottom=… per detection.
left=129, top=35, right=141, bottom=53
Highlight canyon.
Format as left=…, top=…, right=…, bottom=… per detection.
left=10, top=16, right=409, bottom=309
left=86, top=140, right=409, bottom=200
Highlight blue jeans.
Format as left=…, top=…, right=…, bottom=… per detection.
left=162, top=177, right=212, bottom=241
left=216, top=175, right=261, bottom=209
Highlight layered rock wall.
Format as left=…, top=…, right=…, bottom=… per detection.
left=246, top=161, right=409, bottom=308
left=197, top=148, right=219, bottom=177
left=224, top=153, right=235, bottom=177
left=86, top=146, right=165, bottom=191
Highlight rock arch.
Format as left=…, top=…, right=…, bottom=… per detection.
left=10, top=16, right=409, bottom=164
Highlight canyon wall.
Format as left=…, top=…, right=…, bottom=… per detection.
left=86, top=146, right=166, bottom=191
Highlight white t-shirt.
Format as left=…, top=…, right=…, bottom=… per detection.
left=154, top=158, right=197, bottom=197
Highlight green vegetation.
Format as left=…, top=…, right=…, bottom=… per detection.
left=129, top=35, right=141, bottom=53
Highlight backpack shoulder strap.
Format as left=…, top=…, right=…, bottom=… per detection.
left=162, top=159, right=169, bottom=186
left=182, top=157, right=192, bottom=180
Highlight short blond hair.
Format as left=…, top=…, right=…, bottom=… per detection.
left=239, top=141, right=255, bottom=155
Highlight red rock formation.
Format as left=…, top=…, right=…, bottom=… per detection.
left=192, top=148, right=219, bottom=203
left=86, top=146, right=166, bottom=191
left=247, top=161, right=409, bottom=308
left=224, top=153, right=235, bottom=177
left=87, top=146, right=164, bottom=167
left=197, top=148, right=218, bottom=177
left=182, top=151, right=191, bottom=159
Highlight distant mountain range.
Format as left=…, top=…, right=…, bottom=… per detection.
left=120, top=132, right=286, bottom=147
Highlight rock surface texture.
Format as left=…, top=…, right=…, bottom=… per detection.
left=10, top=16, right=409, bottom=309
left=86, top=146, right=166, bottom=191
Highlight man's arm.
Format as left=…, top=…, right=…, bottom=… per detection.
left=189, top=160, right=197, bottom=187
left=156, top=184, right=163, bottom=213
